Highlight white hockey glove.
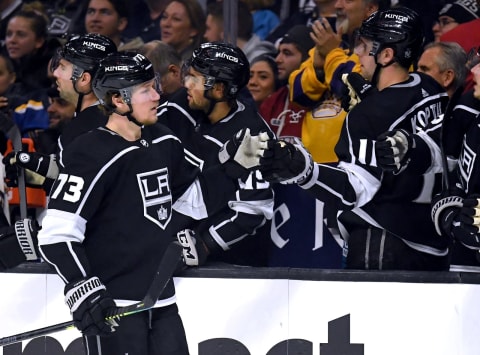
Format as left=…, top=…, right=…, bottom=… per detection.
left=64, top=277, right=119, bottom=336
left=259, top=139, right=314, bottom=185
left=176, top=229, right=208, bottom=267
left=219, top=128, right=271, bottom=178
left=0, top=219, right=40, bottom=270
left=340, top=73, right=375, bottom=112
left=3, top=151, right=59, bottom=188
left=375, top=129, right=414, bottom=172
left=431, top=194, right=480, bottom=249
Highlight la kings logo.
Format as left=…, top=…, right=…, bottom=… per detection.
left=137, top=168, right=172, bottom=229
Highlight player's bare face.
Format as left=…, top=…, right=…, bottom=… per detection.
left=354, top=37, right=376, bottom=81
left=183, top=68, right=210, bottom=111
left=52, top=59, right=79, bottom=105
left=130, top=79, right=161, bottom=126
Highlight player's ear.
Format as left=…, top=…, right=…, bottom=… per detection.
left=381, top=47, right=395, bottom=65
left=111, top=93, right=125, bottom=108
left=213, top=82, right=226, bottom=99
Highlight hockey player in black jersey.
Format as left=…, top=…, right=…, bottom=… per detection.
left=225, top=7, right=451, bottom=271
left=158, top=42, right=274, bottom=266
left=431, top=55, right=480, bottom=271
left=37, top=51, right=250, bottom=354
left=4, top=33, right=117, bottom=189
left=0, top=34, right=117, bottom=270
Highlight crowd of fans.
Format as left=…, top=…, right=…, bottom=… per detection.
left=1, top=0, right=480, bottom=272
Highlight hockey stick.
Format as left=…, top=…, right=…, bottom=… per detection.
left=0, top=241, right=182, bottom=347
left=0, top=111, right=27, bottom=219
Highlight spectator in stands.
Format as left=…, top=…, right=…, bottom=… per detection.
left=288, top=0, right=385, bottom=164
left=4, top=7, right=61, bottom=92
left=265, top=0, right=336, bottom=44
left=160, top=0, right=206, bottom=62
left=247, top=54, right=279, bottom=108
left=0, top=0, right=23, bottom=46
left=417, top=41, right=467, bottom=98
left=433, top=0, right=479, bottom=43
left=436, top=1, right=480, bottom=93
left=204, top=1, right=276, bottom=63
left=260, top=25, right=314, bottom=140
left=136, top=40, right=183, bottom=103
left=242, top=0, right=280, bottom=40
left=32, top=87, right=75, bottom=155
left=3, top=7, right=61, bottom=136
left=84, top=0, right=143, bottom=50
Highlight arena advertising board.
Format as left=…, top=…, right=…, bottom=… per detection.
left=1, top=273, right=479, bottom=354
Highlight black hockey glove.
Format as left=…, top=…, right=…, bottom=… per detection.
left=431, top=194, right=480, bottom=249
left=259, top=139, right=314, bottom=184
left=218, top=128, right=272, bottom=178
left=176, top=229, right=209, bottom=267
left=0, top=219, right=40, bottom=271
left=3, top=151, right=59, bottom=188
left=375, top=129, right=414, bottom=172
left=340, top=72, right=375, bottom=112
left=64, top=277, right=119, bottom=336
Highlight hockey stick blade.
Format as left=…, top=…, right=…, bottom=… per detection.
left=0, top=241, right=182, bottom=347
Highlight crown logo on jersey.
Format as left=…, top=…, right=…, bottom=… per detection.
left=157, top=206, right=168, bottom=220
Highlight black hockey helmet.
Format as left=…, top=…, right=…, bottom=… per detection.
left=357, top=7, right=424, bottom=68
left=184, top=42, right=250, bottom=98
left=92, top=51, right=156, bottom=107
left=51, top=33, right=117, bottom=81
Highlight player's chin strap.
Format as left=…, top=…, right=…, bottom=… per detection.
left=115, top=105, right=143, bottom=127
left=204, top=89, right=229, bottom=116
left=371, top=59, right=396, bottom=87
left=71, top=68, right=93, bottom=114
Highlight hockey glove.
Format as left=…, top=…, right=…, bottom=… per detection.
left=3, top=151, right=59, bottom=188
left=64, top=277, right=119, bottom=336
left=431, top=194, right=480, bottom=249
left=375, top=129, right=414, bottom=172
left=340, top=73, right=375, bottom=112
left=219, top=128, right=271, bottom=178
left=176, top=229, right=209, bottom=267
left=0, top=219, right=40, bottom=270
left=259, top=139, right=314, bottom=184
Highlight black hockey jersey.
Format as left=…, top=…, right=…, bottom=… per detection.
left=157, top=88, right=274, bottom=265
left=299, top=73, right=450, bottom=253
left=57, top=104, right=108, bottom=166
left=38, top=123, right=238, bottom=304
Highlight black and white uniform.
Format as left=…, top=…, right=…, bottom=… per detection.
left=158, top=88, right=274, bottom=266
left=38, top=123, right=237, bottom=354
left=57, top=104, right=108, bottom=165
left=298, top=73, right=450, bottom=270
left=443, top=90, right=480, bottom=270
